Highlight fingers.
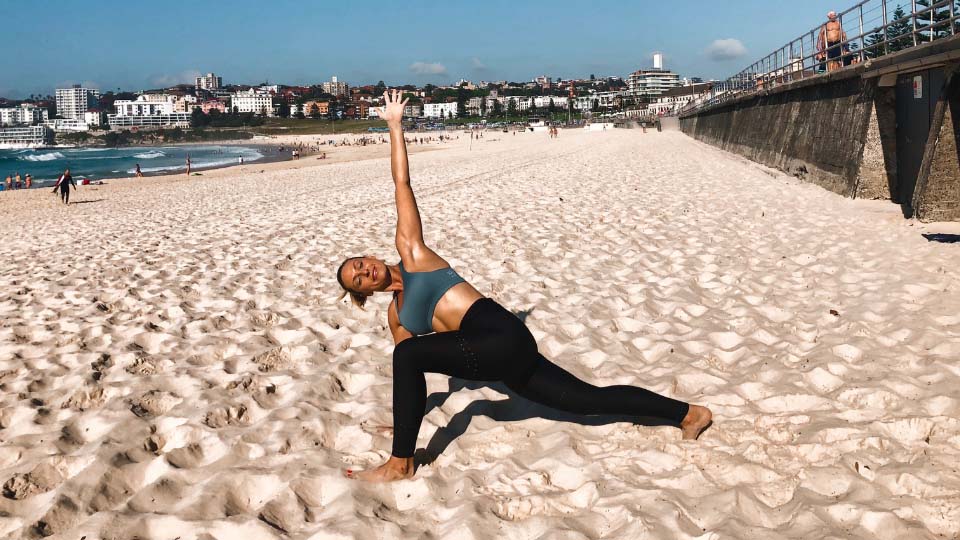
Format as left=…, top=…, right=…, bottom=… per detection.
left=400, top=97, right=409, bottom=108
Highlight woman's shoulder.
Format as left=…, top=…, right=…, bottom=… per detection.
left=398, top=246, right=449, bottom=273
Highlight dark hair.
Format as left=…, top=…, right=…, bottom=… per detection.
left=336, top=257, right=368, bottom=308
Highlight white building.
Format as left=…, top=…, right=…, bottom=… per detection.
left=321, top=76, right=349, bottom=97
left=195, top=72, right=222, bottom=90
left=532, top=96, right=568, bottom=109
left=627, top=55, right=680, bottom=97
left=56, top=85, right=100, bottom=120
left=0, top=104, right=49, bottom=126
left=627, top=69, right=681, bottom=97
left=43, top=118, right=91, bottom=132
left=231, top=89, right=276, bottom=116
left=500, top=96, right=531, bottom=112
left=108, top=94, right=191, bottom=128
left=114, top=94, right=177, bottom=116
left=0, top=125, right=53, bottom=148
left=83, top=111, right=103, bottom=128
left=574, top=93, right=619, bottom=111
left=107, top=113, right=192, bottom=128
left=423, top=102, right=458, bottom=119
left=533, top=75, right=552, bottom=89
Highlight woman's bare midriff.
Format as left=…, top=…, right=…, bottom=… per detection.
left=430, top=282, right=484, bottom=333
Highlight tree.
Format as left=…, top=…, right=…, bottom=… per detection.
left=309, top=103, right=320, bottom=119
left=548, top=98, right=555, bottom=115
left=916, top=0, right=954, bottom=40
left=507, top=98, right=517, bottom=117
left=375, top=80, right=387, bottom=95
left=480, top=97, right=488, bottom=117
left=492, top=99, right=502, bottom=117
left=456, top=87, right=467, bottom=118
left=191, top=107, right=208, bottom=127
left=865, top=6, right=912, bottom=58
left=423, top=84, right=436, bottom=99
left=278, top=101, right=290, bottom=118
left=591, top=99, right=600, bottom=113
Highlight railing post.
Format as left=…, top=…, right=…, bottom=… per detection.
left=860, top=0, right=872, bottom=62
left=882, top=0, right=890, bottom=55
left=799, top=37, right=806, bottom=78
left=912, top=0, right=918, bottom=46
left=930, top=0, right=935, bottom=41
left=952, top=0, right=956, bottom=35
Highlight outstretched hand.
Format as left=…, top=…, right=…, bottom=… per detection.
left=377, top=89, right=409, bottom=126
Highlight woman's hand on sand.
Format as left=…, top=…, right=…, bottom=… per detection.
left=377, top=89, right=409, bottom=127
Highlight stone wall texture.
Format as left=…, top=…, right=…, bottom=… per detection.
left=914, top=70, right=960, bottom=221
left=680, top=75, right=877, bottom=198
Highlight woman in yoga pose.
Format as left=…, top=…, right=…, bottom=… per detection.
left=338, top=90, right=712, bottom=482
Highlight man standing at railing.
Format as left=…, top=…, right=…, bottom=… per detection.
left=817, top=11, right=848, bottom=72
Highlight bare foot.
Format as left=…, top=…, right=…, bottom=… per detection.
left=344, top=456, right=414, bottom=483
left=680, top=404, right=713, bottom=440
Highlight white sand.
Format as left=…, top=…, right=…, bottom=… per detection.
left=0, top=129, right=959, bottom=539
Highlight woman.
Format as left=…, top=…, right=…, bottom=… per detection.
left=337, top=91, right=712, bottom=483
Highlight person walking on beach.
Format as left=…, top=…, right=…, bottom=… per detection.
left=817, top=11, right=847, bottom=72
left=4, top=174, right=11, bottom=191
left=52, top=168, right=76, bottom=205
left=336, top=91, right=713, bottom=483
left=14, top=172, right=22, bottom=190
left=185, top=155, right=192, bottom=176
left=135, top=164, right=143, bottom=178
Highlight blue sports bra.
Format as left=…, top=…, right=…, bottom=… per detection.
left=395, top=261, right=466, bottom=335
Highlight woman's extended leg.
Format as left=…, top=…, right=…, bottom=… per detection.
left=506, top=353, right=711, bottom=439
left=347, top=330, right=498, bottom=482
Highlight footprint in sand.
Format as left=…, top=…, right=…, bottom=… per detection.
left=2, top=462, right=63, bottom=500
left=129, top=390, right=181, bottom=418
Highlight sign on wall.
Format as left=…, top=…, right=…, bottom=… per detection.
left=913, top=75, right=923, bottom=99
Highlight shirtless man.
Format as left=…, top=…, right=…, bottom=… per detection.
left=817, top=11, right=847, bottom=72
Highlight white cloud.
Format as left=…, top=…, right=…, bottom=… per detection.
left=148, top=69, right=202, bottom=87
left=409, top=61, right=447, bottom=75
left=471, top=57, right=487, bottom=70
left=705, top=38, right=748, bottom=61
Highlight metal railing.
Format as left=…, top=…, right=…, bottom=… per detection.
left=681, top=0, right=960, bottom=115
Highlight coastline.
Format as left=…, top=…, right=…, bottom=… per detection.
left=0, top=130, right=455, bottom=196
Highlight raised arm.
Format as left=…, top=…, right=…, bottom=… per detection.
left=379, top=90, right=429, bottom=264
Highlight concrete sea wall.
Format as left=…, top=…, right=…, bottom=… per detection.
left=680, top=37, right=960, bottom=221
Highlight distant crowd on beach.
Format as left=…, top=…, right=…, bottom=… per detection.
left=273, top=133, right=459, bottom=162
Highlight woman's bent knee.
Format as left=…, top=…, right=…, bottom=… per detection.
left=392, top=339, right=419, bottom=372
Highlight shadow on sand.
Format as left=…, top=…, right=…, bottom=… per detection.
left=414, top=377, right=677, bottom=468
left=922, top=233, right=960, bottom=243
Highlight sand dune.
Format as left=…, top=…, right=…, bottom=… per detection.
left=0, top=129, right=959, bottom=539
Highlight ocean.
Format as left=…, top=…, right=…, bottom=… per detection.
left=0, top=145, right=264, bottom=187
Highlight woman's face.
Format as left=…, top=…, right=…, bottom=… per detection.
left=339, top=257, right=390, bottom=296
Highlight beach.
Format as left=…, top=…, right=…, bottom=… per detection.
left=0, top=128, right=958, bottom=539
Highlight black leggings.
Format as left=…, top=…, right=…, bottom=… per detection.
left=60, top=186, right=70, bottom=204
left=390, top=298, right=690, bottom=458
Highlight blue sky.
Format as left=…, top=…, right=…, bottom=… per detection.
left=1, top=0, right=848, bottom=98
